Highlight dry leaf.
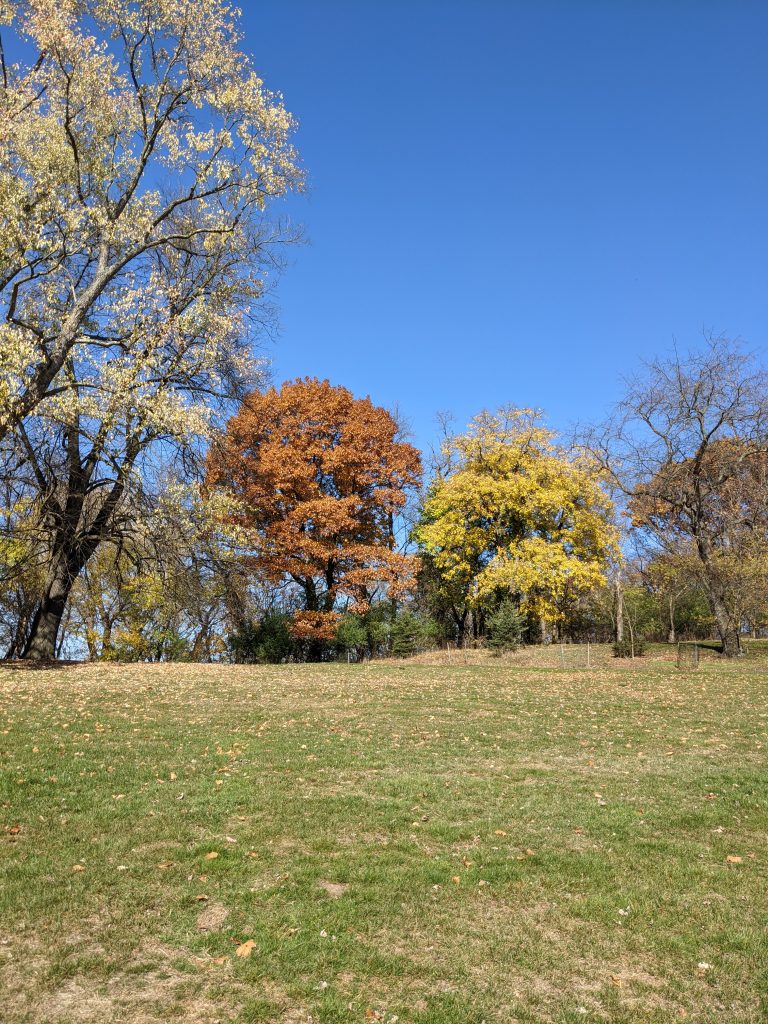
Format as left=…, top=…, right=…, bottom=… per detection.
left=726, top=855, right=742, bottom=863
left=72, top=864, right=85, bottom=872
left=157, top=861, right=173, bottom=869
left=204, top=851, right=219, bottom=860
left=451, top=875, right=461, bottom=884
left=494, top=829, right=507, bottom=836
left=196, top=894, right=209, bottom=901
left=235, top=939, right=256, bottom=958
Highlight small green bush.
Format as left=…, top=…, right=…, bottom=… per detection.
left=612, top=636, right=647, bottom=658
left=487, top=600, right=525, bottom=654
left=229, top=612, right=296, bottom=663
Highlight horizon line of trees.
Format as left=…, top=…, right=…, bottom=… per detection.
left=4, top=340, right=768, bottom=663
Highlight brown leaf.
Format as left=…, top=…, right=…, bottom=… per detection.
left=72, top=864, right=85, bottom=872
left=726, top=855, right=742, bottom=863
left=494, top=829, right=507, bottom=836
left=204, top=851, right=219, bottom=860
left=235, top=939, right=256, bottom=958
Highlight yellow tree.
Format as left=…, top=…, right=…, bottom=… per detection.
left=415, top=409, right=619, bottom=643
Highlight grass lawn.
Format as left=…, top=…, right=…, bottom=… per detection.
left=1, top=654, right=766, bottom=1023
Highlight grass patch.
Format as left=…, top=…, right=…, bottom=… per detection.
left=1, top=656, right=766, bottom=1022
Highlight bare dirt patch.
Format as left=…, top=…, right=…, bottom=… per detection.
left=317, top=879, right=349, bottom=899
left=195, top=900, right=229, bottom=932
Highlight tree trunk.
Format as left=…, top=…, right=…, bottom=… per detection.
left=21, top=572, right=71, bottom=661
left=22, top=543, right=94, bottom=660
left=695, top=535, right=741, bottom=657
left=463, top=608, right=474, bottom=648
left=709, top=588, right=741, bottom=657
left=540, top=616, right=551, bottom=644
left=615, top=578, right=624, bottom=643
left=667, top=597, right=676, bottom=645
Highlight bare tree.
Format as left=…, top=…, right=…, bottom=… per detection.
left=586, top=336, right=768, bottom=657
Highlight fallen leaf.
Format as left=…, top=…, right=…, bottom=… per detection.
left=204, top=851, right=219, bottom=860
left=451, top=875, right=461, bottom=884
left=196, top=894, right=209, bottom=901
left=235, top=939, right=256, bottom=958
left=494, top=829, right=507, bottom=836
left=72, top=864, right=85, bottom=872
left=157, top=861, right=173, bottom=869
left=726, top=855, right=742, bottom=864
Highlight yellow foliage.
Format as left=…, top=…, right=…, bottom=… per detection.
left=415, top=409, right=620, bottom=623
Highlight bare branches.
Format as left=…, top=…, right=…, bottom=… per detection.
left=585, top=335, right=768, bottom=656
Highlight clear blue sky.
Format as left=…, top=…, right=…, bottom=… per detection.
left=242, top=1, right=767, bottom=455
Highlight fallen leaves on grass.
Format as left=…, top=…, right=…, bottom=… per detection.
left=204, top=851, right=219, bottom=860
left=235, top=939, right=256, bottom=958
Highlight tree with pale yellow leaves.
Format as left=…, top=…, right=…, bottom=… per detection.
left=415, top=408, right=619, bottom=645
left=0, top=0, right=302, bottom=659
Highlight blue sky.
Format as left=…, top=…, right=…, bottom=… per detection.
left=242, top=1, right=767, bottom=455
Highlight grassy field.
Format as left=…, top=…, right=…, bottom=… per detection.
left=1, top=653, right=766, bottom=1023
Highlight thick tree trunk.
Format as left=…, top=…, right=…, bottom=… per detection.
left=22, top=544, right=93, bottom=660
left=709, top=589, right=741, bottom=657
left=695, top=534, right=742, bottom=657
left=21, top=578, right=70, bottom=661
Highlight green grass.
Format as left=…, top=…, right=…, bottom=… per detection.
left=1, top=654, right=766, bottom=1022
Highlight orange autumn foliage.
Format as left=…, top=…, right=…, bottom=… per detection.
left=206, top=378, right=422, bottom=640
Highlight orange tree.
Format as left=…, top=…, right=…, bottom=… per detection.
left=205, top=378, right=422, bottom=653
